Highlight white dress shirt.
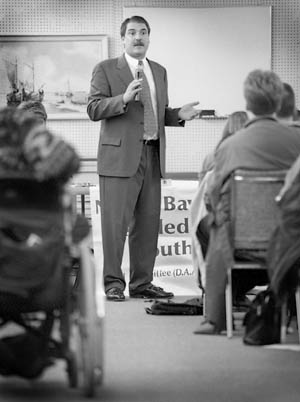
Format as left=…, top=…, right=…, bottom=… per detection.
left=124, top=53, right=158, bottom=139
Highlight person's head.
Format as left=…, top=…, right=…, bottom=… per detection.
left=18, top=100, right=47, bottom=125
left=221, top=111, right=248, bottom=142
left=0, top=106, right=43, bottom=173
left=243, top=69, right=284, bottom=117
left=120, top=16, right=150, bottom=60
left=0, top=106, right=41, bottom=149
left=276, top=82, right=297, bottom=121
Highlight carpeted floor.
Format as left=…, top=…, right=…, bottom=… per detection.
left=0, top=296, right=299, bottom=401
left=100, top=296, right=300, bottom=402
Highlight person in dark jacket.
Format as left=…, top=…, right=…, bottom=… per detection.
left=194, top=70, right=300, bottom=334
left=267, top=81, right=300, bottom=299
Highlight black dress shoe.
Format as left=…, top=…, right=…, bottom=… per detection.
left=106, top=287, right=125, bottom=301
left=130, top=284, right=174, bottom=299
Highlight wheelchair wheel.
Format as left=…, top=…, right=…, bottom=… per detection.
left=76, top=240, right=104, bottom=397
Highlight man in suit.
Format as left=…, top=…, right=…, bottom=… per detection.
left=87, top=15, right=200, bottom=301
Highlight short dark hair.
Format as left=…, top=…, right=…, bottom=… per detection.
left=276, top=82, right=296, bottom=119
left=243, top=69, right=283, bottom=116
left=120, top=15, right=151, bottom=37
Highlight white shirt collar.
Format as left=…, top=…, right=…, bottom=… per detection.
left=124, top=52, right=147, bottom=69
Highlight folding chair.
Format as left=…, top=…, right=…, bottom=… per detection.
left=225, top=169, right=286, bottom=338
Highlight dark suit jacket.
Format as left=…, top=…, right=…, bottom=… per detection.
left=87, top=54, right=183, bottom=178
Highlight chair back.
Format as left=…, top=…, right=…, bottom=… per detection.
left=230, top=169, right=286, bottom=250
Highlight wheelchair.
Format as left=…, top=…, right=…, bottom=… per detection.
left=0, top=175, right=104, bottom=397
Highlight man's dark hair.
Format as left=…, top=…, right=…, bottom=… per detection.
left=276, top=82, right=296, bottom=119
left=243, top=69, right=283, bottom=116
left=120, top=15, right=151, bottom=37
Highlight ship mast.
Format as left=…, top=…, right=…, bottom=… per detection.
left=24, top=61, right=34, bottom=92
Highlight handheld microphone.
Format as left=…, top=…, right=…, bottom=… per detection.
left=135, top=61, right=143, bottom=101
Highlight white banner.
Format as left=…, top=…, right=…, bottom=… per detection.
left=89, top=180, right=201, bottom=296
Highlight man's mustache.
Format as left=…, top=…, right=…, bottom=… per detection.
left=134, top=42, right=144, bottom=46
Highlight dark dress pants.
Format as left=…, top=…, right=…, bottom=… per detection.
left=99, top=144, right=161, bottom=293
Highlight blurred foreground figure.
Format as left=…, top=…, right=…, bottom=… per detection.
left=0, top=106, right=79, bottom=182
left=18, top=100, right=48, bottom=125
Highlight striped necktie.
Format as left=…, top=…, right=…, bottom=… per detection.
left=138, top=60, right=158, bottom=140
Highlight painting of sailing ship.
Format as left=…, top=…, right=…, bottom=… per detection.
left=0, top=35, right=108, bottom=118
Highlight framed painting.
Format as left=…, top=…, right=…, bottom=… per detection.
left=0, top=34, right=108, bottom=119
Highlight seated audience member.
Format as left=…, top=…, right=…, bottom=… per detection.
left=17, top=102, right=82, bottom=183
left=194, top=69, right=300, bottom=335
left=275, top=82, right=300, bottom=131
left=266, top=152, right=300, bottom=300
left=0, top=106, right=79, bottom=182
left=258, top=85, right=300, bottom=301
left=0, top=106, right=89, bottom=243
left=191, top=111, right=248, bottom=288
left=198, top=111, right=249, bottom=183
left=18, top=100, right=48, bottom=125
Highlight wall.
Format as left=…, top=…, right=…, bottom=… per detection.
left=0, top=0, right=299, bottom=176
left=124, top=6, right=272, bottom=115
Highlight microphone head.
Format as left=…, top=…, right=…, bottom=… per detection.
left=135, top=70, right=142, bottom=79
left=135, top=61, right=144, bottom=79
left=134, top=61, right=143, bottom=101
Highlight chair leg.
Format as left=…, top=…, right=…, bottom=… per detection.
left=225, top=268, right=233, bottom=338
left=295, top=286, right=300, bottom=344
left=280, top=296, right=287, bottom=344
left=202, top=291, right=206, bottom=317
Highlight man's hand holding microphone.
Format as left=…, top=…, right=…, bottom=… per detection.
left=122, top=61, right=143, bottom=105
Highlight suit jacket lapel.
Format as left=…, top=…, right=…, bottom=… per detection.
left=117, top=54, right=133, bottom=87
